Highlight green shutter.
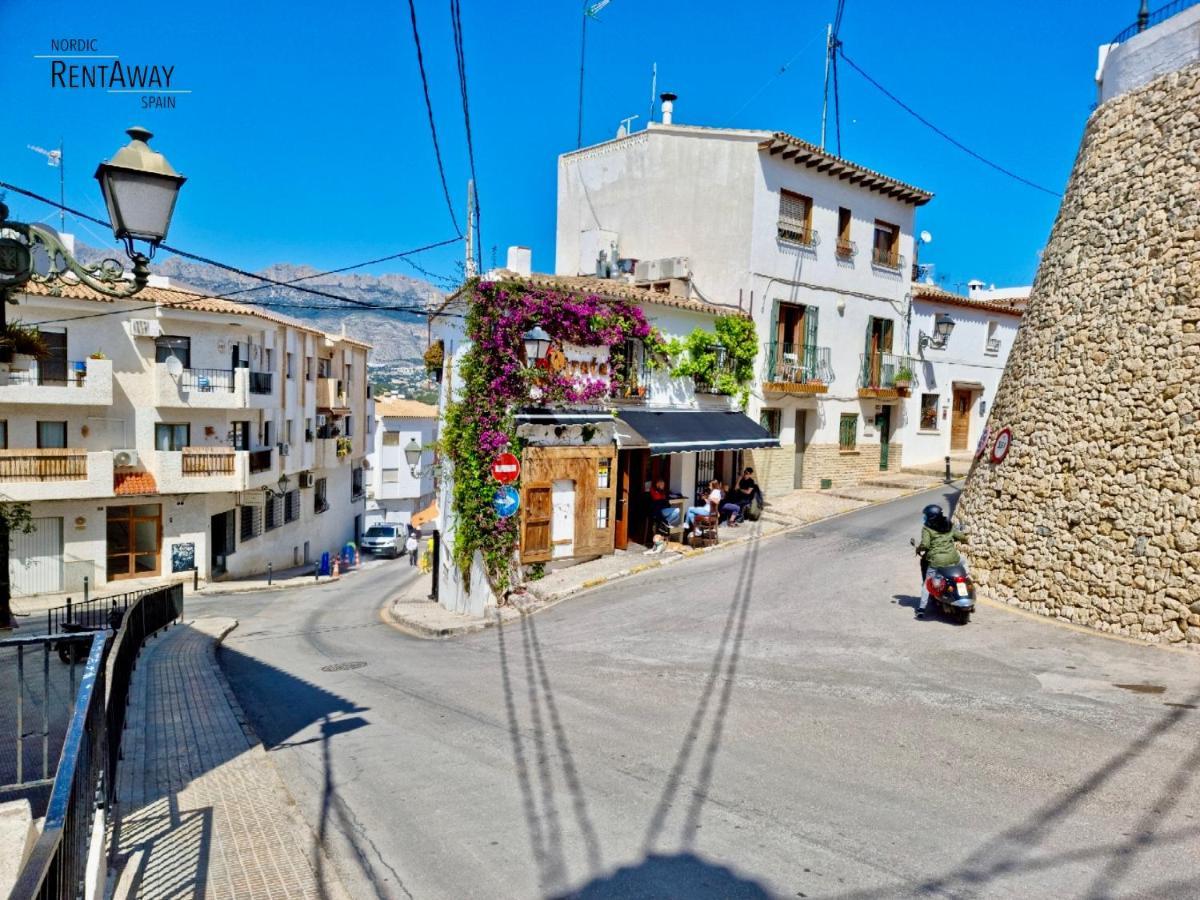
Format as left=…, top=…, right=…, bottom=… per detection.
left=863, top=316, right=875, bottom=387
left=803, top=305, right=819, bottom=379
left=767, top=299, right=780, bottom=381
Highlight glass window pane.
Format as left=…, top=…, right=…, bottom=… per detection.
left=134, top=553, right=157, bottom=574
left=107, top=555, right=130, bottom=580
left=107, top=521, right=130, bottom=553
left=37, top=421, right=67, bottom=449
left=134, top=520, right=157, bottom=552
left=132, top=504, right=160, bottom=517
left=107, top=505, right=130, bottom=521
left=0, top=420, right=7, bottom=449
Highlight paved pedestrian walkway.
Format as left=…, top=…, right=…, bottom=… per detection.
left=109, top=618, right=349, bottom=899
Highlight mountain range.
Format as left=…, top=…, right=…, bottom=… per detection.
left=77, top=243, right=446, bottom=364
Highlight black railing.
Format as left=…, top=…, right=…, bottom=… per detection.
left=836, top=238, right=857, bottom=260
left=1111, top=0, right=1198, bottom=44
left=777, top=222, right=819, bottom=247
left=7, top=630, right=107, bottom=900
left=871, top=247, right=905, bottom=271
left=765, top=342, right=834, bottom=385
left=248, top=371, right=273, bottom=394
left=859, top=352, right=918, bottom=390
left=180, top=367, right=235, bottom=392
left=249, top=448, right=273, bottom=473
left=691, top=345, right=738, bottom=395
left=44, top=583, right=175, bottom=636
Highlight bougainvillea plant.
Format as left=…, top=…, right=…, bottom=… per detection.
left=441, top=279, right=664, bottom=597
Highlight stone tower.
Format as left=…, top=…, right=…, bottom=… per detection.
left=958, top=60, right=1200, bottom=646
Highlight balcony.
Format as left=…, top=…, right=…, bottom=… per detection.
left=314, top=436, right=352, bottom=468
left=249, top=371, right=273, bottom=394
left=985, top=337, right=1001, bottom=356
left=763, top=343, right=833, bottom=395
left=317, top=377, right=348, bottom=413
left=0, top=449, right=114, bottom=500
left=777, top=222, right=819, bottom=249
left=871, top=247, right=905, bottom=272
left=835, top=239, right=857, bottom=261
left=858, top=352, right=918, bottom=399
left=0, top=358, right=113, bottom=406
left=156, top=364, right=244, bottom=408
left=148, top=446, right=277, bottom=493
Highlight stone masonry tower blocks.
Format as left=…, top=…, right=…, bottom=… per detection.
left=959, top=62, right=1200, bottom=646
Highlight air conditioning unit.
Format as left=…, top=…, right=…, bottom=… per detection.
left=277, top=442, right=290, bottom=457
left=129, top=319, right=163, bottom=338
left=633, top=256, right=690, bottom=283
left=298, top=471, right=315, bottom=489
left=114, top=449, right=139, bottom=467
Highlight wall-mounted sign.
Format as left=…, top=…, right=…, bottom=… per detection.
left=171, top=542, right=196, bottom=573
left=493, top=485, right=520, bottom=518
left=975, top=426, right=991, bottom=461
left=990, top=427, right=1013, bottom=464
left=491, top=452, right=521, bottom=484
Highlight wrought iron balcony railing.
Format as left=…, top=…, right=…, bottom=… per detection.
left=765, top=342, right=833, bottom=387
left=835, top=239, right=856, bottom=260
left=777, top=222, right=820, bottom=248
left=859, top=352, right=918, bottom=391
left=871, top=247, right=904, bottom=271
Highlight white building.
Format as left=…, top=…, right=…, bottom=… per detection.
left=3, top=279, right=370, bottom=596
left=556, top=107, right=933, bottom=494
left=901, top=283, right=1026, bottom=467
left=365, top=397, right=437, bottom=529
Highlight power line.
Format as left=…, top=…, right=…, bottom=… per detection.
left=837, top=48, right=1063, bottom=198
left=407, top=0, right=462, bottom=237
left=449, top=0, right=481, bottom=272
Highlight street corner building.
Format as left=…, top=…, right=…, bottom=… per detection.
left=959, top=13, right=1200, bottom=645
left=2, top=278, right=370, bottom=597
left=429, top=263, right=779, bottom=616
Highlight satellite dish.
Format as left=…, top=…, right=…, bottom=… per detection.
left=919, top=230, right=933, bottom=245
left=165, top=355, right=184, bottom=377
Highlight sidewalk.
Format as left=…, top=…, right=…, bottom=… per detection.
left=384, top=477, right=951, bottom=639
left=109, top=618, right=349, bottom=899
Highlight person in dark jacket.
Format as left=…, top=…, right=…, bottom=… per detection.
left=916, top=503, right=967, bottom=618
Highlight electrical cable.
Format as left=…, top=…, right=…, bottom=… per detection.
left=407, top=0, right=462, bottom=237
left=449, top=0, right=481, bottom=272
left=837, top=48, right=1063, bottom=198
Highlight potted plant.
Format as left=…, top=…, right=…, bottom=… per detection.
left=893, top=366, right=915, bottom=390
left=89, top=350, right=107, bottom=360
left=424, top=341, right=445, bottom=381
left=336, top=436, right=353, bottom=457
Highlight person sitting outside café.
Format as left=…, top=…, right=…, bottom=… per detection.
left=728, top=468, right=764, bottom=521
left=649, top=479, right=680, bottom=528
left=685, top=485, right=714, bottom=531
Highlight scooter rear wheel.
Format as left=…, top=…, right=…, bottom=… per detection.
left=955, top=608, right=972, bottom=625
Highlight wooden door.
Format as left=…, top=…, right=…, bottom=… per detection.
left=614, top=453, right=631, bottom=550
left=951, top=389, right=972, bottom=450
left=793, top=410, right=807, bottom=489
left=520, top=483, right=553, bottom=562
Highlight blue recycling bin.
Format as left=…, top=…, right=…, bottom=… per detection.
left=340, top=544, right=355, bottom=570
left=319, top=551, right=331, bottom=577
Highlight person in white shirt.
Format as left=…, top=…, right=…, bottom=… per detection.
left=405, top=532, right=420, bottom=566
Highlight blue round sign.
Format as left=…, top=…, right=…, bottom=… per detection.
left=493, top=485, right=520, bottom=518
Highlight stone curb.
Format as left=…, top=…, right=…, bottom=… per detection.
left=382, top=480, right=958, bottom=639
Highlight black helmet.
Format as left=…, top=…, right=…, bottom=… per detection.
left=922, top=504, right=943, bottom=523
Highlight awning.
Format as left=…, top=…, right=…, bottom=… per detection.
left=616, top=410, right=780, bottom=455
left=411, top=500, right=438, bottom=528
left=514, top=407, right=614, bottom=426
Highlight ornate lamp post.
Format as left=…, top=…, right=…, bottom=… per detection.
left=0, top=126, right=185, bottom=302
left=522, top=325, right=552, bottom=368
left=918, top=313, right=956, bottom=354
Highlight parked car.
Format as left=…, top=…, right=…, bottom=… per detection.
left=360, top=524, right=403, bottom=558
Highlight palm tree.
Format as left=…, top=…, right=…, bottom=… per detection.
left=0, top=320, right=50, bottom=361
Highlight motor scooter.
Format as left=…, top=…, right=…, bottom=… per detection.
left=910, top=538, right=976, bottom=624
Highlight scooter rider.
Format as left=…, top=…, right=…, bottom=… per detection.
left=915, top=503, right=968, bottom=619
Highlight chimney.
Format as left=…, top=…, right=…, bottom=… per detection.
left=660, top=92, right=677, bottom=125
left=506, top=246, right=532, bottom=277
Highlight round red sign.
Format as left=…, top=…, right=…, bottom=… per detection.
left=990, top=427, right=1013, bottom=464
left=491, top=452, right=521, bottom=484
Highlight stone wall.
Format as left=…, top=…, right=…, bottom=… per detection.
left=742, top=446, right=794, bottom=499
left=958, top=63, right=1200, bottom=646
left=802, top=442, right=901, bottom=489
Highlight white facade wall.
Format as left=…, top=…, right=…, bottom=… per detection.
left=901, top=300, right=1021, bottom=466
left=366, top=414, right=436, bottom=526
left=3, top=289, right=369, bottom=594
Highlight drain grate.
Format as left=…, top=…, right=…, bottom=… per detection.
left=321, top=661, right=368, bottom=672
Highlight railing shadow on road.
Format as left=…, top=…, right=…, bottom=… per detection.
left=825, top=685, right=1200, bottom=899
left=495, top=521, right=770, bottom=898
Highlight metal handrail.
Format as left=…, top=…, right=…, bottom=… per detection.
left=836, top=238, right=857, bottom=259
left=180, top=367, right=236, bottom=392
left=859, top=351, right=918, bottom=389
left=871, top=247, right=905, bottom=270
left=1110, top=0, right=1198, bottom=44
left=765, top=342, right=833, bottom=384
left=777, top=223, right=820, bottom=248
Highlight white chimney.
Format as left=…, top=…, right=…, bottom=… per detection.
left=660, top=92, right=677, bottom=125
left=967, top=279, right=985, bottom=297
left=506, top=245, right=532, bottom=277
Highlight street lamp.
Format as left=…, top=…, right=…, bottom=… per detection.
left=0, top=126, right=185, bottom=300
left=404, top=437, right=423, bottom=476
left=918, top=313, right=956, bottom=353
left=263, top=473, right=290, bottom=499
left=522, top=325, right=552, bottom=368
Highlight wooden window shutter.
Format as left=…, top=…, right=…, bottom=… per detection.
left=521, top=483, right=553, bottom=563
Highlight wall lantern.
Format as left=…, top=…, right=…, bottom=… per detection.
left=95, top=126, right=187, bottom=252
left=919, top=313, right=956, bottom=353
left=522, top=326, right=552, bottom=368
left=263, top=473, right=290, bottom=499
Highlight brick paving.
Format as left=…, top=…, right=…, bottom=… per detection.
left=110, top=618, right=348, bottom=899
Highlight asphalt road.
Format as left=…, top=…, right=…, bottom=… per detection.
left=191, top=487, right=1200, bottom=900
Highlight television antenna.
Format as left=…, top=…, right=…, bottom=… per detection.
left=28, top=142, right=65, bottom=231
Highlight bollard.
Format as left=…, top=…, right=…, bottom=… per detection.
left=945, top=455, right=952, bottom=483
left=83, top=576, right=89, bottom=605
left=267, top=562, right=273, bottom=586
left=193, top=567, right=199, bottom=591
left=65, top=597, right=72, bottom=626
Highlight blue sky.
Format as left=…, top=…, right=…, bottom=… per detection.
left=2, top=0, right=1137, bottom=294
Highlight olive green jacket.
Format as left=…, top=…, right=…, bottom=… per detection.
left=918, top=524, right=966, bottom=567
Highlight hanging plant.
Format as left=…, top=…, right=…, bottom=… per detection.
left=442, top=278, right=663, bottom=597
left=424, top=341, right=445, bottom=376
left=669, top=315, right=758, bottom=407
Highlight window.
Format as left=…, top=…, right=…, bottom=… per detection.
left=596, top=497, right=610, bottom=529
left=240, top=505, right=261, bottom=541
left=777, top=189, right=815, bottom=245
left=306, top=357, right=316, bottom=380
left=839, top=414, right=858, bottom=451
left=351, top=466, right=364, bottom=500
left=0, top=420, right=8, bottom=449
left=314, top=477, right=328, bottom=513
left=286, top=352, right=294, bottom=379
left=264, top=348, right=274, bottom=373
left=305, top=418, right=314, bottom=442
left=265, top=495, right=281, bottom=530
left=837, top=207, right=854, bottom=258
left=37, top=421, right=67, bottom=449
left=985, top=321, right=1000, bottom=355
left=382, top=468, right=401, bottom=483
left=284, top=489, right=300, bottom=523
left=598, top=458, right=611, bottom=489
left=318, top=357, right=332, bottom=377
left=106, top=503, right=161, bottom=580
left=344, top=416, right=353, bottom=438
left=231, top=421, right=250, bottom=451
left=759, top=409, right=782, bottom=438
left=872, top=220, right=900, bottom=268
left=285, top=420, right=294, bottom=444
left=382, top=432, right=401, bottom=446
left=154, top=423, right=190, bottom=451
left=155, top=335, right=191, bottom=367
left=345, top=363, right=353, bottom=389
left=262, top=421, right=273, bottom=448
left=920, top=394, right=940, bottom=431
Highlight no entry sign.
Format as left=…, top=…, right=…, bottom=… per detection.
left=491, top=452, right=521, bottom=484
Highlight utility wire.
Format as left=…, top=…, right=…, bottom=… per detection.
left=450, top=0, right=481, bottom=272
left=407, top=0, right=462, bottom=237
left=837, top=48, right=1063, bottom=198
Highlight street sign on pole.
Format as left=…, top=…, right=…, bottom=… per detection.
left=493, top=485, right=520, bottom=518
left=491, top=452, right=521, bottom=484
